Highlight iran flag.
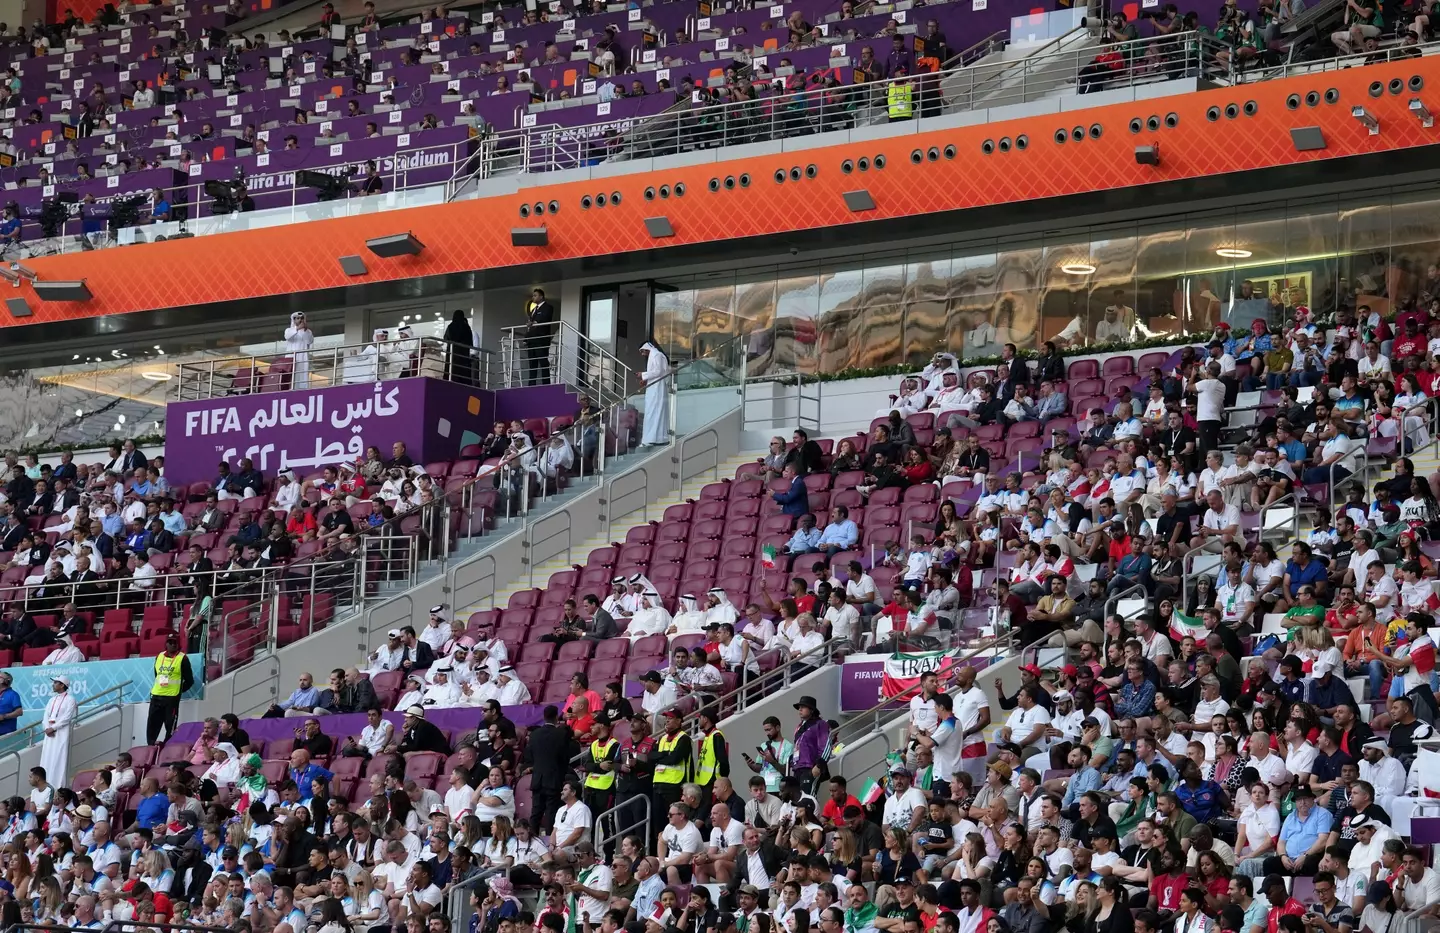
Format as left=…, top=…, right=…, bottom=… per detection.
left=1169, top=611, right=1208, bottom=646
left=881, top=650, right=958, bottom=699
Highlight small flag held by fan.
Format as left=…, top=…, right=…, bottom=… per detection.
left=761, top=543, right=777, bottom=569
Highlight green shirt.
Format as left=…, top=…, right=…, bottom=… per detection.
left=846, top=904, right=878, bottom=933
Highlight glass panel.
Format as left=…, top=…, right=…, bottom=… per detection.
left=1040, top=237, right=1097, bottom=347
left=694, top=281, right=737, bottom=361
left=948, top=248, right=999, bottom=359
left=653, top=283, right=697, bottom=365
left=993, top=245, right=1043, bottom=355
left=903, top=253, right=954, bottom=367
left=816, top=265, right=865, bottom=373
left=1135, top=219, right=1190, bottom=340
left=1284, top=199, right=1338, bottom=322
left=774, top=269, right=820, bottom=373
left=737, top=274, right=779, bottom=377
left=1337, top=200, right=1393, bottom=315
left=1221, top=214, right=1288, bottom=332
left=1083, top=231, right=1139, bottom=343
left=856, top=260, right=906, bottom=370
left=1388, top=195, right=1440, bottom=308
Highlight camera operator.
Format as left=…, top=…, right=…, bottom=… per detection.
left=361, top=160, right=383, bottom=195
left=0, top=202, right=21, bottom=255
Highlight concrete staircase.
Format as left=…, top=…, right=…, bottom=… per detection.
left=464, top=449, right=765, bottom=615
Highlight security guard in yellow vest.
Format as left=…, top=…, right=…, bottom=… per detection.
left=887, top=70, right=914, bottom=122
left=581, top=719, right=621, bottom=816
left=146, top=633, right=194, bottom=745
left=650, top=707, right=693, bottom=829
left=693, top=706, right=729, bottom=816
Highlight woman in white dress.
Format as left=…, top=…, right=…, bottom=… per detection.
left=284, top=311, right=314, bottom=389
left=640, top=342, right=671, bottom=446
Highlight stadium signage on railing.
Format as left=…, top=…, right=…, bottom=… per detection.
left=165, top=376, right=496, bottom=485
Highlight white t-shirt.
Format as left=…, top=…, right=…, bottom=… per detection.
left=1195, top=379, right=1226, bottom=422
left=1006, top=705, right=1052, bottom=750
left=954, top=687, right=988, bottom=749
left=708, top=819, right=745, bottom=851
left=374, top=857, right=415, bottom=896
left=662, top=821, right=705, bottom=858
left=882, top=787, right=928, bottom=829
left=553, top=801, right=593, bottom=848
left=1203, top=504, right=1241, bottom=534
left=409, top=883, right=443, bottom=912
left=1238, top=803, right=1280, bottom=857
left=910, top=695, right=938, bottom=733
left=575, top=863, right=612, bottom=920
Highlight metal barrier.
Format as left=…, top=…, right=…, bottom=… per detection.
left=171, top=335, right=499, bottom=400
left=677, top=636, right=852, bottom=735
left=499, top=320, right=634, bottom=413
left=1103, top=580, right=1150, bottom=624
left=0, top=682, right=129, bottom=759
left=741, top=372, right=822, bottom=433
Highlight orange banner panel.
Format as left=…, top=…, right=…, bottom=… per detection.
left=9, top=58, right=1440, bottom=327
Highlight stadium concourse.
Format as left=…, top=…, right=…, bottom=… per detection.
left=22, top=322, right=1440, bottom=933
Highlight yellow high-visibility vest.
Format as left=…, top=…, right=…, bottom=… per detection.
left=584, top=739, right=618, bottom=790
left=152, top=653, right=185, bottom=697
left=695, top=729, right=724, bottom=785
left=653, top=732, right=689, bottom=785
left=887, top=83, right=913, bottom=120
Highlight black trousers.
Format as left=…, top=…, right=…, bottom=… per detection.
left=1197, top=419, right=1222, bottom=457
left=526, top=340, right=552, bottom=386
left=147, top=694, right=181, bottom=745
left=652, top=783, right=684, bottom=830
left=533, top=786, right=562, bottom=834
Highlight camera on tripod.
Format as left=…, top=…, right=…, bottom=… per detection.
left=205, top=166, right=249, bottom=215
left=298, top=166, right=358, bottom=202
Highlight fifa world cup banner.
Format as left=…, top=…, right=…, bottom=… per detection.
left=164, top=377, right=495, bottom=487
left=0, top=653, right=204, bottom=747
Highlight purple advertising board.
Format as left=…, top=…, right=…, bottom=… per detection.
left=164, top=376, right=495, bottom=487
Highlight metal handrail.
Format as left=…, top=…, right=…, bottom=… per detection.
left=675, top=635, right=852, bottom=735
left=498, top=320, right=635, bottom=413
left=1103, top=580, right=1149, bottom=624
left=171, top=335, right=500, bottom=401
left=0, top=681, right=130, bottom=758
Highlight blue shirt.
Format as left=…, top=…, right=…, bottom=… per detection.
left=1114, top=679, right=1156, bottom=718
left=135, top=793, right=168, bottom=829
left=151, top=199, right=170, bottom=220
left=1174, top=779, right=1226, bottom=821
left=1062, top=765, right=1102, bottom=809
left=132, top=480, right=152, bottom=497
left=786, top=526, right=821, bottom=553
left=279, top=686, right=320, bottom=711
left=1279, top=803, right=1334, bottom=856
left=1278, top=439, right=1308, bottom=463
left=290, top=762, right=334, bottom=790
left=0, top=688, right=21, bottom=735
left=102, top=513, right=124, bottom=537
left=160, top=511, right=187, bottom=535
left=818, top=519, right=858, bottom=549
left=1284, top=558, right=1326, bottom=597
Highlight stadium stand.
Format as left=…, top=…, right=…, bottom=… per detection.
left=44, top=311, right=1440, bottom=933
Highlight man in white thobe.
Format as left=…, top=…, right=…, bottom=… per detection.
left=640, top=341, right=671, bottom=446
left=43, top=638, right=85, bottom=665
left=40, top=676, right=77, bottom=787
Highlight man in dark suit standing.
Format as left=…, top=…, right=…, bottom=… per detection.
left=524, top=287, right=555, bottom=385
left=523, top=703, right=578, bottom=833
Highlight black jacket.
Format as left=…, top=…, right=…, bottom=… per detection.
left=784, top=440, right=825, bottom=476
left=396, top=719, right=451, bottom=756
left=526, top=299, right=556, bottom=334
left=726, top=841, right=786, bottom=898
left=524, top=722, right=579, bottom=791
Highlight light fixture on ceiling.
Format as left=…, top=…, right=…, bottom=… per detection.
left=1216, top=248, right=1253, bottom=259
left=141, top=371, right=173, bottom=381
left=1060, top=261, right=1097, bottom=275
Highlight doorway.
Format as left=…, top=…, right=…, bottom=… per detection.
left=582, top=280, right=672, bottom=395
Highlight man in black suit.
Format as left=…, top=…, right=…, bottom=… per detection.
left=68, top=558, right=104, bottom=610
left=991, top=363, right=1017, bottom=404
left=1001, top=343, right=1031, bottom=386
left=51, top=453, right=77, bottom=484
left=522, top=703, right=578, bottom=833
left=193, top=494, right=225, bottom=534
left=0, top=606, right=39, bottom=651
left=120, top=440, right=147, bottom=474
left=581, top=594, right=618, bottom=642
left=784, top=428, right=825, bottom=475
left=144, top=519, right=176, bottom=556
left=0, top=513, right=26, bottom=552
left=723, top=827, right=786, bottom=910
left=51, top=477, right=80, bottom=514
left=524, top=287, right=555, bottom=385
left=56, top=602, right=88, bottom=639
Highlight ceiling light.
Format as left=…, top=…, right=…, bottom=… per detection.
left=1060, top=262, right=1096, bottom=275
left=141, top=371, right=173, bottom=381
left=1216, top=248, right=1253, bottom=259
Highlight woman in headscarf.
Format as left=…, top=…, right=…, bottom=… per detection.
left=627, top=590, right=672, bottom=638
left=669, top=593, right=707, bottom=635
left=444, top=310, right=476, bottom=385
left=639, top=341, right=671, bottom=446
left=284, top=312, right=314, bottom=389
